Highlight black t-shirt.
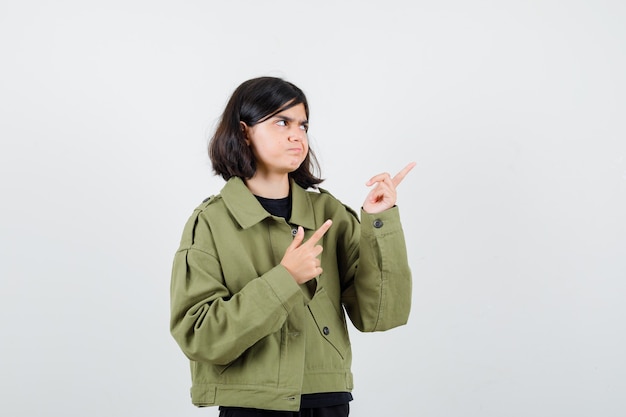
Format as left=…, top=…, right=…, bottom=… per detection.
left=255, top=194, right=291, bottom=219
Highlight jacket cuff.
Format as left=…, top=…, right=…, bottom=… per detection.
left=360, top=206, right=403, bottom=237
left=262, top=265, right=303, bottom=313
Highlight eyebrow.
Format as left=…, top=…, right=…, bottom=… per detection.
left=273, top=115, right=309, bottom=125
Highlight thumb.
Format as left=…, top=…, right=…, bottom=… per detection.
left=287, top=226, right=304, bottom=251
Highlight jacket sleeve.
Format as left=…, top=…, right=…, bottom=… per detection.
left=169, top=207, right=303, bottom=365
left=340, top=206, right=412, bottom=332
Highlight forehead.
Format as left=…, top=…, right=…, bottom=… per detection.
left=272, top=103, right=308, bottom=121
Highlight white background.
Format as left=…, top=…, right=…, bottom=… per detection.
left=1, top=1, right=625, bottom=416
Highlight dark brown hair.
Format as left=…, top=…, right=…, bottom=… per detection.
left=209, top=77, right=323, bottom=189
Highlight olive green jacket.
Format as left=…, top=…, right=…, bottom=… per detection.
left=170, top=177, right=412, bottom=411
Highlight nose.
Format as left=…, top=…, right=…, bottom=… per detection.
left=288, top=126, right=306, bottom=142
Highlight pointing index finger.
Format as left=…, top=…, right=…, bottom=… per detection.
left=392, top=162, right=417, bottom=187
left=306, top=219, right=333, bottom=246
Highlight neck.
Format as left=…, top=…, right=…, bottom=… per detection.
left=245, top=172, right=290, bottom=198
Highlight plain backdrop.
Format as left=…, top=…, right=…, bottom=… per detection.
left=1, top=1, right=625, bottom=416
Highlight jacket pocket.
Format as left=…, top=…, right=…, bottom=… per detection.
left=307, top=288, right=350, bottom=359
left=212, top=331, right=283, bottom=385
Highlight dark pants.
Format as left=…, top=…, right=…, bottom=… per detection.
left=218, top=404, right=349, bottom=417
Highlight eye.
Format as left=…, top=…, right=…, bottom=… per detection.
left=300, top=123, right=309, bottom=132
left=276, top=120, right=287, bottom=127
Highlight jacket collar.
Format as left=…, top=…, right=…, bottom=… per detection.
left=220, top=177, right=316, bottom=231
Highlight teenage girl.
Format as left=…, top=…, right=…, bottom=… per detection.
left=170, top=77, right=415, bottom=417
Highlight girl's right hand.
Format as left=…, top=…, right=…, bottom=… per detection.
left=280, top=220, right=332, bottom=284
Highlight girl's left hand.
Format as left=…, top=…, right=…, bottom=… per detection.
left=362, top=162, right=416, bottom=214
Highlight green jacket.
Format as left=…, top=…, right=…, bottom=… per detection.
left=170, top=177, right=412, bottom=411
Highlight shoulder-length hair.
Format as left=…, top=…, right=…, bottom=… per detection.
left=209, top=77, right=323, bottom=189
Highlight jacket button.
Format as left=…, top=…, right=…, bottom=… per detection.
left=373, top=219, right=384, bottom=228
left=291, top=228, right=298, bottom=236
left=323, top=326, right=330, bottom=335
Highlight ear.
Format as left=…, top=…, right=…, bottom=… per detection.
left=240, top=122, right=250, bottom=145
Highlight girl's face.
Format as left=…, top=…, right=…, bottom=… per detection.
left=243, top=103, right=309, bottom=178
